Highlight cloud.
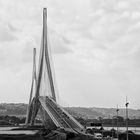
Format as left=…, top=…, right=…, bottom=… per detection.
left=8, top=24, right=18, bottom=32
left=22, top=41, right=36, bottom=63
left=117, top=1, right=129, bottom=10
left=0, top=0, right=140, bottom=108
left=0, top=22, right=17, bottom=42
left=48, top=30, right=72, bottom=54
left=0, top=47, right=5, bottom=66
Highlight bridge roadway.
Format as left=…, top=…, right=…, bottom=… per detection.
left=39, top=96, right=84, bottom=134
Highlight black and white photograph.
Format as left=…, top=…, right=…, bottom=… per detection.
left=0, top=0, right=140, bottom=140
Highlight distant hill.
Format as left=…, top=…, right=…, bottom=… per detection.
left=0, top=103, right=140, bottom=119
left=65, top=107, right=140, bottom=119
left=0, top=103, right=27, bottom=116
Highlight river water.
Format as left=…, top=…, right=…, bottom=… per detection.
left=0, top=126, right=140, bottom=135
left=0, top=127, right=38, bottom=134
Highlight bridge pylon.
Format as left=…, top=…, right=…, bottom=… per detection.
left=25, top=8, right=85, bottom=133
left=25, top=48, right=37, bottom=125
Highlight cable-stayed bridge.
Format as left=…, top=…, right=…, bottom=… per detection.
left=25, top=8, right=85, bottom=134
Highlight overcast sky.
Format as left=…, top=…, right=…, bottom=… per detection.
left=0, top=0, right=140, bottom=109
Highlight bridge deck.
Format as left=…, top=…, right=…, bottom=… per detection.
left=39, top=96, right=84, bottom=134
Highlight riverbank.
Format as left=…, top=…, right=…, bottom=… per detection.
left=0, top=126, right=94, bottom=140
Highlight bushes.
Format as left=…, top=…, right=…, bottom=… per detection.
left=0, top=115, right=25, bottom=125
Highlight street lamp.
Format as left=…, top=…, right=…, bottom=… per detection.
left=125, top=101, right=129, bottom=140
left=116, top=106, right=119, bottom=139
left=134, top=116, right=136, bottom=133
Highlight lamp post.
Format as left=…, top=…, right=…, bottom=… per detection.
left=125, top=101, right=129, bottom=140
left=112, top=116, right=114, bottom=139
left=116, top=106, right=119, bottom=139
left=134, top=116, right=136, bottom=133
